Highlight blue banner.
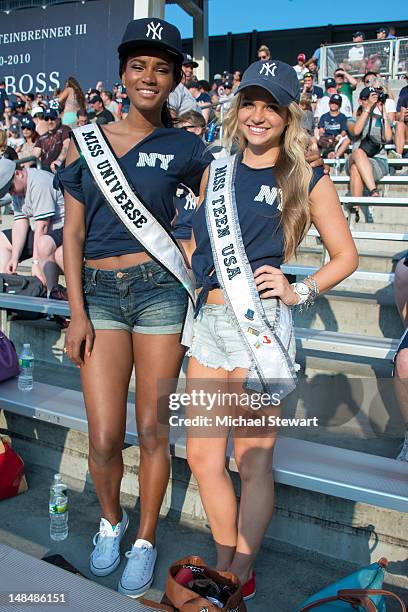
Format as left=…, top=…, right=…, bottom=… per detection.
left=0, top=0, right=133, bottom=95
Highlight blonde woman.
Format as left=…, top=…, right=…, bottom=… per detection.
left=185, top=60, right=358, bottom=600
left=0, top=129, right=18, bottom=161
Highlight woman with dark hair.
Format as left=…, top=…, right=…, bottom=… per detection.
left=58, top=18, right=212, bottom=598
left=346, top=87, right=392, bottom=222
left=19, top=118, right=41, bottom=167
left=58, top=76, right=86, bottom=126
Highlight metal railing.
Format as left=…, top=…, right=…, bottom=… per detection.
left=320, top=37, right=408, bottom=81
left=395, top=37, right=408, bottom=77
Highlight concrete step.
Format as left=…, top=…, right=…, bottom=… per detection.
left=294, top=289, right=403, bottom=339
left=2, top=412, right=408, bottom=575
left=1, top=464, right=407, bottom=612
left=294, top=247, right=403, bottom=273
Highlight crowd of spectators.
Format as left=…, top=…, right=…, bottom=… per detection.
left=0, top=24, right=407, bottom=293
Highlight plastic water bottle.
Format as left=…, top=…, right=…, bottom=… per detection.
left=18, top=343, right=34, bottom=392
left=49, top=474, right=69, bottom=541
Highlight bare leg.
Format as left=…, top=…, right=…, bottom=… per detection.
left=186, top=357, right=236, bottom=571
left=394, top=258, right=408, bottom=327
left=394, top=121, right=408, bottom=157
left=227, top=369, right=278, bottom=585
left=335, top=137, right=351, bottom=159
left=349, top=160, right=364, bottom=197
left=349, top=149, right=377, bottom=192
left=132, top=332, right=185, bottom=545
left=80, top=330, right=134, bottom=525
left=0, top=232, right=12, bottom=271
left=36, top=235, right=59, bottom=293
left=55, top=246, right=64, bottom=272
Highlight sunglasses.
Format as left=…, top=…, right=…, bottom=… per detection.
left=44, top=117, right=57, bottom=121
left=259, top=55, right=268, bottom=60
left=179, top=125, right=196, bottom=130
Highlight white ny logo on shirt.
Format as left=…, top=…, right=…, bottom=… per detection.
left=254, top=185, right=283, bottom=210
left=259, top=62, right=277, bottom=77
left=146, top=21, right=163, bottom=40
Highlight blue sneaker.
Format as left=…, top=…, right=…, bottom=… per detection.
left=90, top=509, right=129, bottom=577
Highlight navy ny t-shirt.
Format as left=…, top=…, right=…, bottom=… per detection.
left=57, top=127, right=213, bottom=259
left=192, top=156, right=325, bottom=312
left=397, top=86, right=408, bottom=113
left=318, top=112, right=348, bottom=137
left=172, top=185, right=197, bottom=240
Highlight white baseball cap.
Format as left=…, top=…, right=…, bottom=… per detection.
left=31, top=106, right=44, bottom=117
left=0, top=157, right=16, bottom=199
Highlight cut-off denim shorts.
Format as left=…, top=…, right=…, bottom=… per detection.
left=187, top=298, right=296, bottom=372
left=82, top=259, right=188, bottom=334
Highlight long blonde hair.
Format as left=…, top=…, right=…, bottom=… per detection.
left=222, top=93, right=312, bottom=261
left=0, top=129, right=8, bottom=155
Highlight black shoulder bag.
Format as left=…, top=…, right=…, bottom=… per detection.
left=358, top=112, right=384, bottom=158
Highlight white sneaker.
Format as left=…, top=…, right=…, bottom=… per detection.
left=396, top=433, right=408, bottom=462
left=118, top=539, right=157, bottom=598
left=90, top=509, right=129, bottom=576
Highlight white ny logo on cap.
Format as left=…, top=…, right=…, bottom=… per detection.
left=259, top=62, right=277, bottom=77
left=146, top=21, right=163, bottom=40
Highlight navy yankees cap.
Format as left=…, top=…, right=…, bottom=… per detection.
left=235, top=60, right=300, bottom=106
left=183, top=53, right=198, bottom=68
left=44, top=108, right=58, bottom=119
left=329, top=93, right=342, bottom=106
left=359, top=86, right=377, bottom=100
left=118, top=18, right=183, bottom=64
left=325, top=78, right=336, bottom=89
left=376, top=27, right=388, bottom=34
left=21, top=117, right=36, bottom=130
left=353, top=31, right=365, bottom=39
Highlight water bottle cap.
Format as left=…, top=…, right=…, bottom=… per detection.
left=54, top=473, right=62, bottom=481
left=23, top=343, right=30, bottom=348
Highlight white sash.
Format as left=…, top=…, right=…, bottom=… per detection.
left=205, top=155, right=297, bottom=399
left=73, top=124, right=195, bottom=346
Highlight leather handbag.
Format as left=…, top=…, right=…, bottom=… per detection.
left=296, top=558, right=406, bottom=611
left=161, top=556, right=247, bottom=612
left=0, top=331, right=19, bottom=382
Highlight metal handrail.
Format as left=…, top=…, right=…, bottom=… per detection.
left=319, top=37, right=407, bottom=81
left=15, top=155, right=41, bottom=169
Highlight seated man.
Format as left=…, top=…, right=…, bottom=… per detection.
left=314, top=78, right=352, bottom=121
left=317, top=94, right=349, bottom=158
left=302, top=72, right=323, bottom=113
left=0, top=157, right=64, bottom=293
left=394, top=74, right=408, bottom=161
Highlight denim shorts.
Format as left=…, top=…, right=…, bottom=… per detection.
left=82, top=260, right=188, bottom=334
left=187, top=299, right=296, bottom=371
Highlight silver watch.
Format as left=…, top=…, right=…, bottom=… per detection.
left=292, top=282, right=310, bottom=305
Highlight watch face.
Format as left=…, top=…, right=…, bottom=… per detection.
left=295, top=282, right=310, bottom=296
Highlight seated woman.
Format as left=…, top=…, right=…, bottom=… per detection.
left=346, top=86, right=392, bottom=223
